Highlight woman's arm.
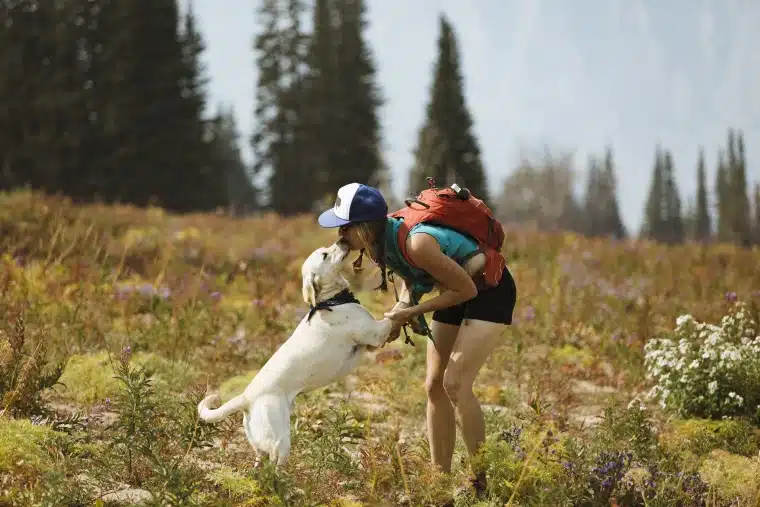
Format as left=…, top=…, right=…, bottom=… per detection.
left=393, top=275, right=413, bottom=306
left=388, top=233, right=477, bottom=320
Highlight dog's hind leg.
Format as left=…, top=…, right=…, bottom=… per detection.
left=270, top=434, right=291, bottom=468
left=242, top=410, right=264, bottom=468
left=246, top=394, right=293, bottom=466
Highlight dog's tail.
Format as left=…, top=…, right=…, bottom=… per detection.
left=197, top=393, right=249, bottom=423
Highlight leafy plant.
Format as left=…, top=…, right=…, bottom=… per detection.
left=0, top=303, right=67, bottom=418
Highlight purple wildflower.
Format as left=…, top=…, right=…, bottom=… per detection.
left=591, top=451, right=631, bottom=492
left=120, top=345, right=132, bottom=363
left=499, top=424, right=526, bottom=459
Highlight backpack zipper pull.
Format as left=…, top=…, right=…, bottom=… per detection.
left=450, top=183, right=470, bottom=200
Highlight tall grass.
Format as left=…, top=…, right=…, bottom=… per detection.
left=1, top=189, right=759, bottom=506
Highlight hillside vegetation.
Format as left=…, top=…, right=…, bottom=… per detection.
left=1, top=190, right=760, bottom=506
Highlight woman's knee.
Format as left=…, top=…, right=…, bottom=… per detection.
left=442, top=369, right=473, bottom=405
left=427, top=371, right=469, bottom=405
left=425, top=322, right=460, bottom=399
left=425, top=373, right=447, bottom=399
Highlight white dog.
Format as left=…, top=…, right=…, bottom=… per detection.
left=197, top=242, right=394, bottom=466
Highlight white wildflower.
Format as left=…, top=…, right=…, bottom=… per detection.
left=676, top=314, right=693, bottom=327
left=627, top=397, right=646, bottom=411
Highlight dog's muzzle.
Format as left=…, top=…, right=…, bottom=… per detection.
left=336, top=240, right=351, bottom=261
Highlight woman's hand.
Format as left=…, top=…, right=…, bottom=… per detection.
left=384, top=305, right=416, bottom=324
left=384, top=301, right=412, bottom=343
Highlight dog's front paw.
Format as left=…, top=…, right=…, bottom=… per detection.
left=200, top=393, right=221, bottom=410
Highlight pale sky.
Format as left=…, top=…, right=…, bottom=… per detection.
left=189, top=0, right=760, bottom=233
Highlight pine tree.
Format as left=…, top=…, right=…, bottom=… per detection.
left=278, top=0, right=310, bottom=208
left=255, top=0, right=311, bottom=214
left=557, top=188, right=586, bottom=234
left=582, top=155, right=602, bottom=236
left=297, top=0, right=339, bottom=211
left=662, top=149, right=684, bottom=244
left=0, top=2, right=65, bottom=191
left=683, top=196, right=696, bottom=241
left=97, top=0, right=203, bottom=210
left=68, top=0, right=118, bottom=200
left=753, top=182, right=760, bottom=245
left=252, top=0, right=284, bottom=211
left=408, top=14, right=488, bottom=202
left=600, top=146, right=626, bottom=238
left=732, top=130, right=751, bottom=246
left=34, top=1, right=90, bottom=198
left=642, top=145, right=665, bottom=240
left=715, top=149, right=731, bottom=242
left=0, top=4, right=11, bottom=189
left=209, top=104, right=257, bottom=215
left=694, top=147, right=711, bottom=241
left=584, top=148, right=626, bottom=238
left=408, top=122, right=446, bottom=194
left=332, top=0, right=384, bottom=190
left=176, top=1, right=225, bottom=211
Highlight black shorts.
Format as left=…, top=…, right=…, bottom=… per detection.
left=432, top=266, right=517, bottom=326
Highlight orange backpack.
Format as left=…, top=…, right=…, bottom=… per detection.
left=388, top=178, right=507, bottom=288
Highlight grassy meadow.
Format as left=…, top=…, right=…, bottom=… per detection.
left=1, top=189, right=760, bottom=506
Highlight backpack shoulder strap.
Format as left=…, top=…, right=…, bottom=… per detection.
left=394, top=218, right=420, bottom=269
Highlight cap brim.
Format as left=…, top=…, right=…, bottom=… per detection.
left=318, top=209, right=351, bottom=228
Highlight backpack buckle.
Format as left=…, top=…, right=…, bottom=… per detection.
left=404, top=198, right=430, bottom=209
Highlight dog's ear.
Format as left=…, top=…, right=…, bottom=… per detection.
left=302, top=274, right=319, bottom=307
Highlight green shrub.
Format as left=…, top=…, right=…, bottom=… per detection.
left=0, top=304, right=66, bottom=418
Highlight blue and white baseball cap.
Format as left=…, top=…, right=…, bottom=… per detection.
left=318, top=183, right=388, bottom=228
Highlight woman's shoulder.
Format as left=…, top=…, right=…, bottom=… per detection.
left=409, top=222, right=477, bottom=248
left=385, top=217, right=478, bottom=257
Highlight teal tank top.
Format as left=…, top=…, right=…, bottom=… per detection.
left=384, top=216, right=480, bottom=300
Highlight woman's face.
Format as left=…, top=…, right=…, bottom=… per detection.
left=338, top=224, right=364, bottom=251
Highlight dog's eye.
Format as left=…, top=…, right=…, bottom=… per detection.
left=322, top=252, right=328, bottom=260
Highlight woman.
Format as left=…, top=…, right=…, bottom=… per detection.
left=318, top=182, right=517, bottom=490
